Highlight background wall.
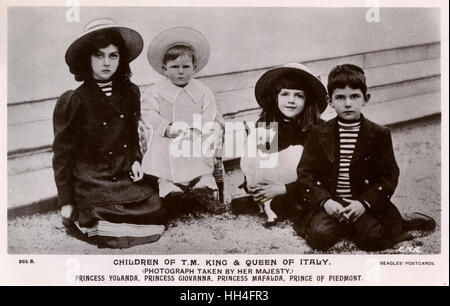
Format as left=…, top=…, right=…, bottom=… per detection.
left=8, top=7, right=440, bottom=103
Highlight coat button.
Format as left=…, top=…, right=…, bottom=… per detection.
left=364, top=179, right=369, bottom=184
left=120, top=114, right=124, bottom=119
left=316, top=181, right=321, bottom=185
left=306, top=189, right=310, bottom=193
left=108, top=151, right=113, bottom=155
left=378, top=186, right=383, bottom=191
left=102, top=121, right=107, bottom=126
left=123, top=144, right=127, bottom=148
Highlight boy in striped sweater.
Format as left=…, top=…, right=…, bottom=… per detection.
left=294, top=64, right=435, bottom=251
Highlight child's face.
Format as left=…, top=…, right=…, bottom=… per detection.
left=277, top=88, right=306, bottom=118
left=91, top=44, right=120, bottom=81
left=163, top=55, right=195, bottom=86
left=328, top=86, right=369, bottom=121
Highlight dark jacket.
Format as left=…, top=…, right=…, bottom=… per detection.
left=290, top=115, right=404, bottom=235
left=52, top=79, right=154, bottom=209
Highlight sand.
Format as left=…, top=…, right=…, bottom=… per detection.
left=7, top=116, right=441, bottom=254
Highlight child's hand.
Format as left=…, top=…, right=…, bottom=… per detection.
left=182, top=127, right=202, bottom=141
left=323, top=199, right=346, bottom=220
left=341, top=200, right=366, bottom=222
left=130, top=161, right=144, bottom=182
left=165, top=123, right=182, bottom=138
left=249, top=182, right=286, bottom=202
left=60, top=204, right=74, bottom=226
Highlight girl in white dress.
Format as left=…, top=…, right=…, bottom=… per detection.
left=235, top=63, right=327, bottom=226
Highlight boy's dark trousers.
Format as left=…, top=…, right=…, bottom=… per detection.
left=297, top=198, right=404, bottom=251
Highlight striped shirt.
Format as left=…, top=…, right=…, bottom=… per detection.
left=336, top=120, right=361, bottom=198
left=96, top=80, right=112, bottom=97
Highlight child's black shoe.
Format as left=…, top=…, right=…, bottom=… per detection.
left=263, top=218, right=279, bottom=228
left=191, top=187, right=228, bottom=214
left=230, top=196, right=260, bottom=215
left=403, top=212, right=436, bottom=231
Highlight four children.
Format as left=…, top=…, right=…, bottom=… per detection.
left=54, top=19, right=436, bottom=251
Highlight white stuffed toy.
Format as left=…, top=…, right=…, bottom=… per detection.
left=240, top=123, right=303, bottom=225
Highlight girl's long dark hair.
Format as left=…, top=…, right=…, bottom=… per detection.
left=69, top=29, right=132, bottom=82
left=257, top=78, right=322, bottom=132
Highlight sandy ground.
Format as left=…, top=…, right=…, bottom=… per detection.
left=8, top=116, right=442, bottom=254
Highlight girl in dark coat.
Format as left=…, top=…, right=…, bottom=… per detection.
left=53, top=18, right=166, bottom=248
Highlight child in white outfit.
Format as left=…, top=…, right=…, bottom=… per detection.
left=141, top=27, right=224, bottom=214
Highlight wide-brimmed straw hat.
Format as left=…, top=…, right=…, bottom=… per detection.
left=65, top=18, right=143, bottom=68
left=147, top=27, right=210, bottom=76
left=254, top=63, right=327, bottom=113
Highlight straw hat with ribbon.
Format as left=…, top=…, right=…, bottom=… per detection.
left=65, top=18, right=143, bottom=69
left=254, top=62, right=328, bottom=114
left=147, top=27, right=210, bottom=76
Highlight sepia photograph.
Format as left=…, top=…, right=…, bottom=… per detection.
left=1, top=0, right=448, bottom=286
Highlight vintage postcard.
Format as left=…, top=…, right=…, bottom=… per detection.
left=1, top=0, right=448, bottom=288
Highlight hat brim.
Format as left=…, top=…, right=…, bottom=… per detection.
left=65, top=25, right=143, bottom=68
left=255, top=67, right=328, bottom=114
left=147, top=27, right=210, bottom=76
